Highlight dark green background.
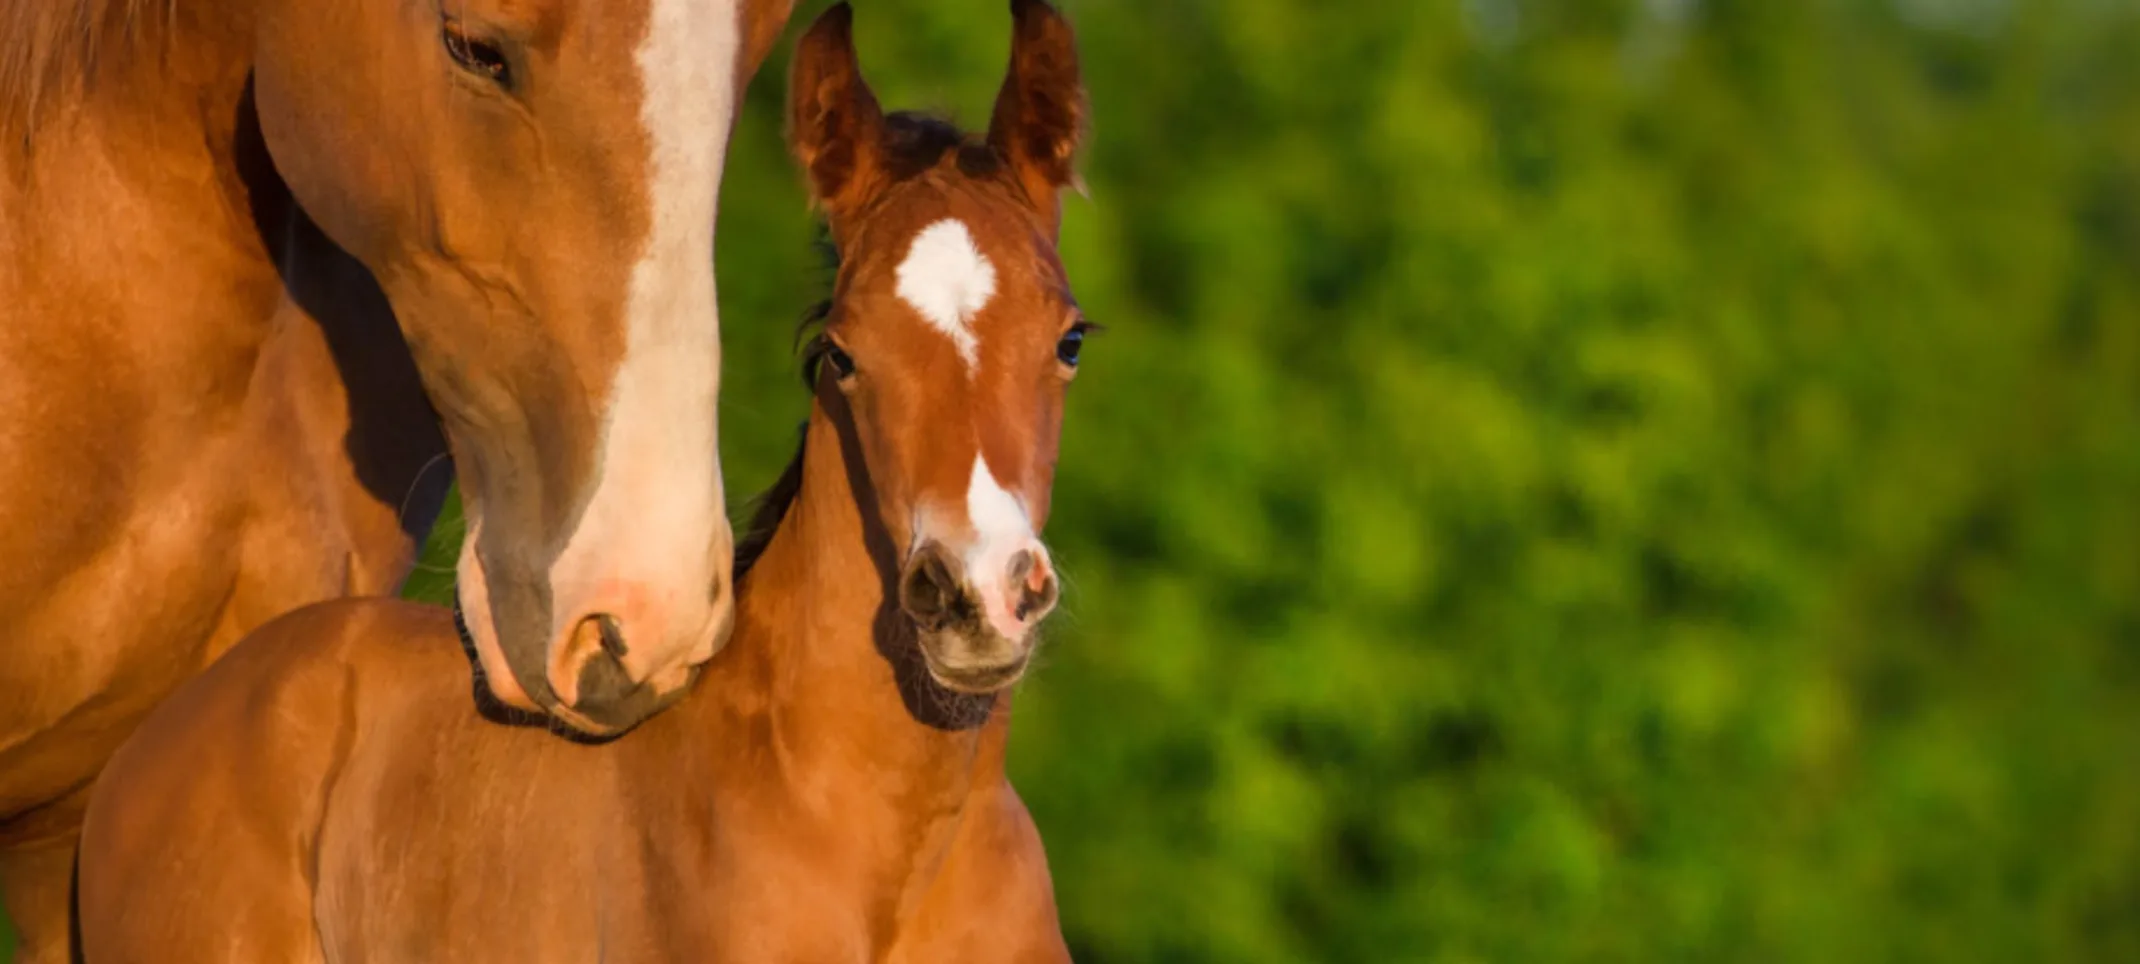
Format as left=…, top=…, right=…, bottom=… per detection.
left=13, top=0, right=2140, bottom=960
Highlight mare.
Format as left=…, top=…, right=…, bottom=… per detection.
left=76, top=1, right=1091, bottom=959
left=0, top=0, right=793, bottom=957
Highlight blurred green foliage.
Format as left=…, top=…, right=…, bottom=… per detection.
left=450, top=0, right=2140, bottom=960
left=13, top=0, right=2139, bottom=961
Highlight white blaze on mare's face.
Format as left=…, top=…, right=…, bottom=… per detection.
left=895, top=219, right=996, bottom=369
left=536, top=0, right=740, bottom=678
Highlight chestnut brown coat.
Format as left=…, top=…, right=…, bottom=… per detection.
left=77, top=3, right=1091, bottom=960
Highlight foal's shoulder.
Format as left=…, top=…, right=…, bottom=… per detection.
left=88, top=598, right=466, bottom=826
left=897, top=779, right=1071, bottom=963
left=214, top=597, right=465, bottom=697
left=80, top=599, right=466, bottom=937
left=132, top=597, right=465, bottom=749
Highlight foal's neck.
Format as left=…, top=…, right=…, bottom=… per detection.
left=715, top=398, right=1010, bottom=811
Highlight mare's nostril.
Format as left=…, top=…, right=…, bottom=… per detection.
left=594, top=613, right=626, bottom=660
left=571, top=641, right=636, bottom=712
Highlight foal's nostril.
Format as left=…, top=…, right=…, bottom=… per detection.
left=1010, top=550, right=1059, bottom=623
left=1016, top=572, right=1058, bottom=622
left=899, top=543, right=965, bottom=630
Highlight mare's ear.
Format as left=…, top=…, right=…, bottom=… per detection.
left=985, top=0, right=1086, bottom=232
left=787, top=3, right=883, bottom=219
left=740, top=0, right=800, bottom=84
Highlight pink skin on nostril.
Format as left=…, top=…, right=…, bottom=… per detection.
left=1003, top=547, right=1058, bottom=626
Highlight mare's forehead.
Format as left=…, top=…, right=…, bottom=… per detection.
left=482, top=0, right=644, bottom=47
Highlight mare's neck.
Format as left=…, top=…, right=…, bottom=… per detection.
left=11, top=0, right=273, bottom=300
left=39, top=0, right=258, bottom=171
left=14, top=0, right=446, bottom=546
left=712, top=396, right=1010, bottom=812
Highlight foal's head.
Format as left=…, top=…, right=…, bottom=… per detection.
left=787, top=0, right=1086, bottom=694
left=247, top=0, right=791, bottom=733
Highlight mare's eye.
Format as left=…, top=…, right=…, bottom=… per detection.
left=1056, top=326, right=1086, bottom=368
left=443, top=20, right=511, bottom=85
left=824, top=343, right=857, bottom=380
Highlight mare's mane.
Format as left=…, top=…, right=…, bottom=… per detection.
left=1, top=0, right=170, bottom=145
left=732, top=110, right=1008, bottom=582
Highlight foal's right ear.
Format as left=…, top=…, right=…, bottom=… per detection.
left=787, top=3, right=884, bottom=218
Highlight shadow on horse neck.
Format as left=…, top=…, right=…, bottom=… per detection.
left=717, top=382, right=1004, bottom=746
left=5, top=0, right=811, bottom=738
left=232, top=75, right=453, bottom=545
left=72, top=5, right=1086, bottom=958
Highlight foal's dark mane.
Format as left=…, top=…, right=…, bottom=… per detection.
left=732, top=111, right=1008, bottom=583
left=729, top=272, right=831, bottom=584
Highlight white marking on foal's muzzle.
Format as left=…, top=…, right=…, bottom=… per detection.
left=895, top=219, right=996, bottom=369
left=962, top=454, right=1045, bottom=637
left=965, top=455, right=1031, bottom=552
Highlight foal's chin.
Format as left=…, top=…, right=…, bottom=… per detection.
left=915, top=628, right=1034, bottom=695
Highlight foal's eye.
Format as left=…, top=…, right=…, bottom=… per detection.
left=1056, top=326, right=1086, bottom=368
left=824, top=343, right=857, bottom=380
left=442, top=20, right=511, bottom=85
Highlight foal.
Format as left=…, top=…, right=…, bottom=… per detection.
left=77, top=2, right=1089, bottom=959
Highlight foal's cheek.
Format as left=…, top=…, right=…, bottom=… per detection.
left=1018, top=386, right=1067, bottom=531
left=824, top=378, right=900, bottom=540
left=859, top=436, right=915, bottom=547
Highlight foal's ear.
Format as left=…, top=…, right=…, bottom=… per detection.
left=986, top=0, right=1086, bottom=230
left=787, top=3, right=883, bottom=217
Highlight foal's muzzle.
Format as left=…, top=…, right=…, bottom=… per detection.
left=898, top=539, right=1059, bottom=693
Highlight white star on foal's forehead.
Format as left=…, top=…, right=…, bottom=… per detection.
left=895, top=219, right=997, bottom=369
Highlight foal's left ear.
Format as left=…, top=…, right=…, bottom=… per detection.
left=986, top=0, right=1086, bottom=232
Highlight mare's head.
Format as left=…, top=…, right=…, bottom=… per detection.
left=786, top=0, right=1086, bottom=694
left=247, top=0, right=792, bottom=734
